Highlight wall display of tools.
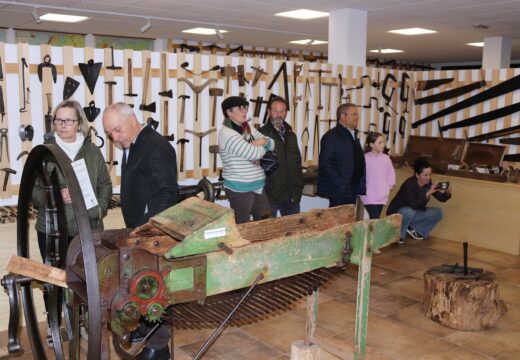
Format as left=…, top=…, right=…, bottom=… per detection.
left=0, top=42, right=519, bottom=203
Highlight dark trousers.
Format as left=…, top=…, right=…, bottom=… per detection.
left=364, top=204, right=384, bottom=219
left=226, top=187, right=271, bottom=224
left=270, top=199, right=300, bottom=217
left=329, top=195, right=357, bottom=208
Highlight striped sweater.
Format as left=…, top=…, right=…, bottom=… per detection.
left=218, top=124, right=275, bottom=192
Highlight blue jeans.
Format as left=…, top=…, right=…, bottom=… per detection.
left=270, top=199, right=300, bottom=217
left=397, top=206, right=443, bottom=240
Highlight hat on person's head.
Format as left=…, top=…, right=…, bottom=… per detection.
left=221, top=96, right=248, bottom=116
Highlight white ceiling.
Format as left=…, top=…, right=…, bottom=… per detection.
left=0, top=0, right=519, bottom=63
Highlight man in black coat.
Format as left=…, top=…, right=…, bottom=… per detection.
left=317, top=103, right=366, bottom=207
left=102, top=102, right=177, bottom=360
left=259, top=97, right=303, bottom=216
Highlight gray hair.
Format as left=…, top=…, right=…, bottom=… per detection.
left=336, top=103, right=357, bottom=122
left=52, top=99, right=89, bottom=136
left=103, top=102, right=135, bottom=120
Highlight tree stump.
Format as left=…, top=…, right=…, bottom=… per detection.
left=422, top=268, right=507, bottom=330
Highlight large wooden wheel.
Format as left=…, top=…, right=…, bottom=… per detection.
left=17, top=144, right=102, bottom=359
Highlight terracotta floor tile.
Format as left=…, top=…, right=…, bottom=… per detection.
left=315, top=334, right=392, bottom=360
left=470, top=248, right=520, bottom=268
left=292, top=290, right=334, bottom=310
left=179, top=328, right=282, bottom=360
left=292, top=300, right=357, bottom=335
left=389, top=303, right=456, bottom=338
left=381, top=276, right=425, bottom=302
left=320, top=272, right=360, bottom=298
left=338, top=285, right=418, bottom=317
left=241, top=312, right=336, bottom=353
left=172, top=327, right=217, bottom=347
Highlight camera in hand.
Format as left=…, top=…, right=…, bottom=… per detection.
left=435, top=181, right=450, bottom=190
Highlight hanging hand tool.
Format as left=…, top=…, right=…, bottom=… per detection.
left=381, top=73, right=398, bottom=114
left=399, top=116, right=406, bottom=139
left=362, top=97, right=384, bottom=113
left=237, top=65, right=248, bottom=87
left=209, top=145, right=219, bottom=173
left=313, top=114, right=320, bottom=154
left=416, top=77, right=454, bottom=91
left=44, top=93, right=53, bottom=136
left=18, top=125, right=34, bottom=141
left=251, top=66, right=268, bottom=87
left=106, top=47, right=122, bottom=71
left=414, top=74, right=520, bottom=129
left=19, top=58, right=30, bottom=112
left=87, top=126, right=104, bottom=149
left=338, top=73, right=344, bottom=107
left=304, top=78, right=312, bottom=100
left=16, top=151, right=29, bottom=161
left=220, top=65, right=236, bottom=94
left=78, top=59, right=102, bottom=95
left=159, top=52, right=173, bottom=98
left=180, top=61, right=220, bottom=76
left=37, top=55, right=57, bottom=83
left=185, top=128, right=217, bottom=167
left=322, top=81, right=338, bottom=112
left=345, top=73, right=380, bottom=91
left=0, top=128, right=8, bottom=162
left=63, top=76, right=80, bottom=100
left=249, top=96, right=268, bottom=119
left=124, top=58, right=138, bottom=98
left=0, top=168, right=16, bottom=192
left=414, top=80, right=487, bottom=105
left=308, top=68, right=332, bottom=111
left=400, top=73, right=410, bottom=113
left=268, top=62, right=290, bottom=111
left=105, top=81, right=116, bottom=105
left=382, top=112, right=391, bottom=140
left=0, top=56, right=3, bottom=81
left=0, top=85, right=5, bottom=122
left=301, top=127, right=310, bottom=163
left=146, top=117, right=159, bottom=130
left=176, top=138, right=189, bottom=172
left=262, top=93, right=280, bottom=124
left=178, top=78, right=217, bottom=122
left=163, top=133, right=175, bottom=142
left=83, top=100, right=101, bottom=123
left=468, top=124, right=520, bottom=143
left=209, top=88, right=224, bottom=127
left=139, top=57, right=156, bottom=113
left=499, top=137, right=520, bottom=145
left=178, top=94, right=190, bottom=124
left=291, top=95, right=302, bottom=128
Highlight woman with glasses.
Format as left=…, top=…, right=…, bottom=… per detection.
left=218, top=96, right=275, bottom=224
left=31, top=99, right=112, bottom=345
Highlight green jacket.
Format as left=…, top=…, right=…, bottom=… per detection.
left=32, top=136, right=112, bottom=237
left=259, top=121, right=303, bottom=204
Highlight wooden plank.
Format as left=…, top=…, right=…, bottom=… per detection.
left=176, top=52, right=187, bottom=180
left=6, top=255, right=68, bottom=288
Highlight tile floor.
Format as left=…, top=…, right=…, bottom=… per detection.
left=2, top=236, right=519, bottom=359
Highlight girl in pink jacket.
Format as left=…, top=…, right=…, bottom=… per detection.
left=361, top=132, right=396, bottom=220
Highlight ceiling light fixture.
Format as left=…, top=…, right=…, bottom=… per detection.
left=275, top=9, right=329, bottom=20
left=369, top=48, right=404, bottom=54
left=39, top=13, right=89, bottom=23
left=289, top=39, right=327, bottom=45
left=389, top=27, right=437, bottom=35
left=31, top=6, right=41, bottom=24
left=467, top=42, right=484, bottom=47
left=215, top=26, right=225, bottom=40
left=182, top=27, right=228, bottom=36
left=140, top=18, right=152, bottom=33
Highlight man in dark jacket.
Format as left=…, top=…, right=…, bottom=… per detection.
left=102, top=102, right=177, bottom=360
left=387, top=158, right=452, bottom=243
left=317, top=103, right=366, bottom=207
left=259, top=97, right=303, bottom=216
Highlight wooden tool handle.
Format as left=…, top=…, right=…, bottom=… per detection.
left=127, top=58, right=133, bottom=93
left=142, top=57, right=151, bottom=100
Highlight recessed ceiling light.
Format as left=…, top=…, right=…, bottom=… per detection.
left=290, top=39, right=328, bottom=45
left=467, top=42, right=484, bottom=47
left=369, top=49, right=404, bottom=54
left=182, top=27, right=229, bottom=35
left=275, top=9, right=329, bottom=20
left=40, top=13, right=88, bottom=23
left=389, top=28, right=436, bottom=35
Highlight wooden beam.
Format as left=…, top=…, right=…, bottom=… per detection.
left=5, top=255, right=68, bottom=288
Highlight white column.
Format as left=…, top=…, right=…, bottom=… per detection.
left=154, top=38, right=168, bottom=52
left=85, top=33, right=95, bottom=48
left=482, top=36, right=511, bottom=69
left=6, top=28, right=16, bottom=43
left=328, top=8, right=367, bottom=67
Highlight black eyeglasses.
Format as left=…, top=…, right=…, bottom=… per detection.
left=53, top=118, right=78, bottom=126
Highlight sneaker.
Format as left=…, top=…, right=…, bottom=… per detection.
left=398, top=239, right=405, bottom=244
left=372, top=248, right=382, bottom=255
left=406, top=226, right=424, bottom=240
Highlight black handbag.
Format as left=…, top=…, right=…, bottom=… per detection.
left=260, top=151, right=279, bottom=175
